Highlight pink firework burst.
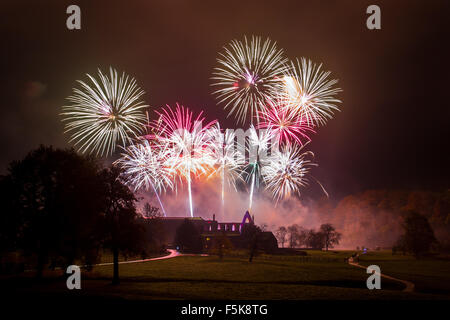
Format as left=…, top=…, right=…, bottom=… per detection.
left=257, top=97, right=315, bottom=146
left=147, top=103, right=217, bottom=217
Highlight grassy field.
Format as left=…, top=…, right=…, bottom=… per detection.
left=3, top=250, right=450, bottom=300
left=358, top=251, right=450, bottom=296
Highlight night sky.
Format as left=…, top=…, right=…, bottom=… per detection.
left=1, top=0, right=449, bottom=200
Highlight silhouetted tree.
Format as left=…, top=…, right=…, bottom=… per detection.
left=400, top=211, right=437, bottom=258
left=100, top=165, right=144, bottom=285
left=275, top=226, right=287, bottom=248
left=296, top=226, right=308, bottom=248
left=306, top=230, right=325, bottom=250
left=241, top=223, right=262, bottom=262
left=319, top=224, right=342, bottom=251
left=392, top=235, right=406, bottom=255
left=174, top=219, right=203, bottom=253
left=287, top=224, right=300, bottom=248
left=0, top=146, right=105, bottom=276
left=139, top=203, right=166, bottom=255
left=142, top=202, right=162, bottom=219
left=210, top=230, right=233, bottom=259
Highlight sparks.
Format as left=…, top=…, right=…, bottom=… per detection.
left=207, top=124, right=244, bottom=216
left=212, top=35, right=288, bottom=125
left=262, top=142, right=327, bottom=202
left=61, top=67, right=148, bottom=156
left=148, top=104, right=217, bottom=217
left=115, top=140, right=174, bottom=216
left=257, top=96, right=315, bottom=146
left=245, top=125, right=274, bottom=210
left=283, top=58, right=342, bottom=126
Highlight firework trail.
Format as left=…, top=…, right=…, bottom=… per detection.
left=257, top=95, right=315, bottom=146
left=148, top=104, right=216, bottom=217
left=245, top=125, right=274, bottom=210
left=261, top=142, right=328, bottom=202
left=115, top=140, right=174, bottom=217
left=207, top=124, right=243, bottom=218
left=61, top=67, right=148, bottom=156
left=212, top=35, right=288, bottom=125
left=282, top=58, right=342, bottom=126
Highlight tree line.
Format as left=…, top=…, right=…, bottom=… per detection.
left=274, top=223, right=342, bottom=251
left=312, top=189, right=450, bottom=250
left=274, top=211, right=439, bottom=258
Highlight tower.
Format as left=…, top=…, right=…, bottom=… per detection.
left=240, top=210, right=254, bottom=233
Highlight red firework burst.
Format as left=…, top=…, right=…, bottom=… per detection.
left=257, top=97, right=315, bottom=146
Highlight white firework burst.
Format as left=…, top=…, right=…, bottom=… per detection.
left=212, top=35, right=288, bottom=125
left=207, top=124, right=243, bottom=193
left=245, top=125, right=275, bottom=209
left=61, top=67, right=148, bottom=156
left=115, top=140, right=174, bottom=193
left=262, top=143, right=320, bottom=202
left=283, top=58, right=342, bottom=126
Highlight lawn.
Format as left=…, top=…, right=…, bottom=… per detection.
left=358, top=251, right=450, bottom=296
left=4, top=250, right=450, bottom=300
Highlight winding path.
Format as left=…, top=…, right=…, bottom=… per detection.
left=348, top=255, right=415, bottom=292
left=24, top=249, right=206, bottom=273
left=92, top=249, right=208, bottom=267
left=93, top=249, right=181, bottom=267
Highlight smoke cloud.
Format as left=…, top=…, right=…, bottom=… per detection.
left=137, top=184, right=450, bottom=250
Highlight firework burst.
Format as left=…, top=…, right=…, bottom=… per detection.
left=207, top=124, right=243, bottom=212
left=283, top=58, right=342, bottom=126
left=115, top=140, right=173, bottom=216
left=149, top=104, right=217, bottom=217
left=257, top=96, right=315, bottom=146
left=212, top=35, right=288, bottom=124
left=245, top=125, right=274, bottom=210
left=115, top=140, right=173, bottom=193
left=262, top=143, right=327, bottom=202
left=61, top=67, right=148, bottom=156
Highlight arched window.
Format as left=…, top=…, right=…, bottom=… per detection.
left=240, top=210, right=253, bottom=233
